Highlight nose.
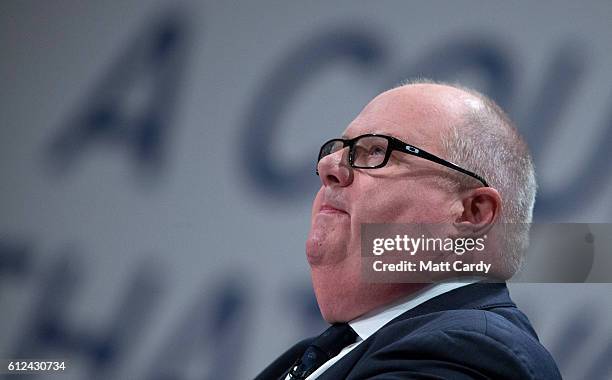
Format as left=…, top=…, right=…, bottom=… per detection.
left=317, top=148, right=353, bottom=187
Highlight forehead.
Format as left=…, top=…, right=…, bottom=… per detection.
left=343, top=85, right=466, bottom=155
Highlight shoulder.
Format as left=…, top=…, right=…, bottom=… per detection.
left=349, top=308, right=561, bottom=380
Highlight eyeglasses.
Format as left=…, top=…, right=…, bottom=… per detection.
left=316, top=133, right=489, bottom=187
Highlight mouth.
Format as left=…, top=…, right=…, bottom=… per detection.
left=319, top=204, right=349, bottom=215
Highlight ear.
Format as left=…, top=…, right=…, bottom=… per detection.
left=454, top=187, right=502, bottom=236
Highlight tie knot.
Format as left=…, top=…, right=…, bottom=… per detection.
left=312, top=323, right=357, bottom=358
left=288, top=323, right=357, bottom=379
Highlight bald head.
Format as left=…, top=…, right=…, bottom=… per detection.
left=347, top=83, right=486, bottom=160
left=367, top=83, right=473, bottom=118
left=364, top=83, right=488, bottom=148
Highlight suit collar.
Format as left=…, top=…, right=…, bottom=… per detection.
left=386, top=282, right=514, bottom=326
left=349, top=280, right=478, bottom=341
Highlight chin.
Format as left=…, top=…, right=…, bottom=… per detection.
left=305, top=238, right=324, bottom=266
left=305, top=236, right=350, bottom=267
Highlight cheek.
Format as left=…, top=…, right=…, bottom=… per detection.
left=352, top=185, right=413, bottom=222
left=351, top=182, right=448, bottom=224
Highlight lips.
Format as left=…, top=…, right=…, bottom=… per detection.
left=319, top=203, right=349, bottom=215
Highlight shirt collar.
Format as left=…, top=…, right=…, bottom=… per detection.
left=349, top=280, right=477, bottom=341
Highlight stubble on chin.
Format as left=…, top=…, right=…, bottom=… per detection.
left=306, top=218, right=350, bottom=266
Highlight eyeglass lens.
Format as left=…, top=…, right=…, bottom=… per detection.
left=319, top=136, right=390, bottom=168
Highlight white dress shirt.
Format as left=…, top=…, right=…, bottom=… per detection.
left=292, top=280, right=477, bottom=380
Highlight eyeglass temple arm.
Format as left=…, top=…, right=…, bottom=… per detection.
left=400, top=144, right=489, bottom=187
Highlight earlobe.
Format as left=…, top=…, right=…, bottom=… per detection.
left=454, top=187, right=502, bottom=236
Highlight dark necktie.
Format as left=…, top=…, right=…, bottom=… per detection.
left=287, top=323, right=357, bottom=380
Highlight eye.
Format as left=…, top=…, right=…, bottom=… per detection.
left=369, top=145, right=386, bottom=156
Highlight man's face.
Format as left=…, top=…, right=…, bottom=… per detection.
left=306, top=85, right=468, bottom=322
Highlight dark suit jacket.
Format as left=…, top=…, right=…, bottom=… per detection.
left=255, top=283, right=562, bottom=379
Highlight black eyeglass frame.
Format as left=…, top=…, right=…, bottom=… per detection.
left=317, top=133, right=489, bottom=187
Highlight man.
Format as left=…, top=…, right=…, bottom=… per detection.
left=256, top=80, right=561, bottom=379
